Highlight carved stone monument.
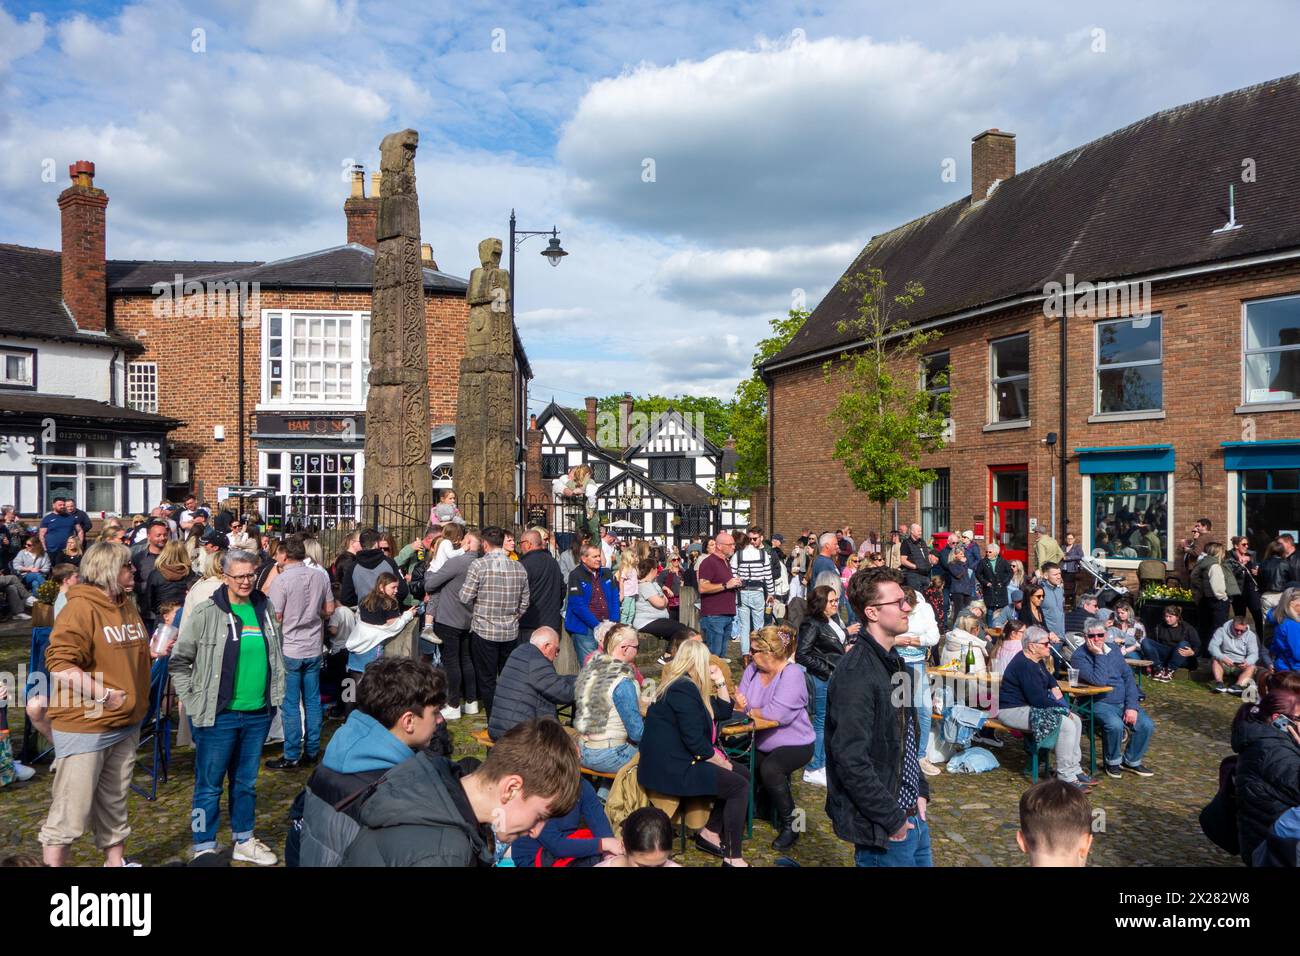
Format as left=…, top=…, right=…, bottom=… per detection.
left=363, top=129, right=432, bottom=511
left=453, top=237, right=517, bottom=518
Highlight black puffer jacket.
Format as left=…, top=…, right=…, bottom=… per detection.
left=487, top=642, right=576, bottom=741
left=1258, top=557, right=1294, bottom=595
left=796, top=615, right=846, bottom=681
left=1232, top=713, right=1300, bottom=866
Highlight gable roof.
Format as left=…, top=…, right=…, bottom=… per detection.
left=766, top=73, right=1300, bottom=371
left=0, top=244, right=142, bottom=351
left=622, top=408, right=722, bottom=461
left=535, top=400, right=595, bottom=449
left=594, top=467, right=713, bottom=509
left=0, top=390, right=180, bottom=429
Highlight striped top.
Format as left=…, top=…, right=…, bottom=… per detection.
left=730, top=545, right=774, bottom=597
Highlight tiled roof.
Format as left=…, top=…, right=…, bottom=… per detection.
left=0, top=244, right=141, bottom=350
left=0, top=390, right=179, bottom=428
left=767, top=73, right=1300, bottom=369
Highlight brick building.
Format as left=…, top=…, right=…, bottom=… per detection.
left=3, top=162, right=531, bottom=528
left=762, top=74, right=1300, bottom=576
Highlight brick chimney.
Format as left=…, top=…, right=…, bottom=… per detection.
left=585, top=396, right=598, bottom=444
left=58, top=161, right=108, bottom=332
left=344, top=165, right=379, bottom=248
left=971, top=129, right=1015, bottom=204
left=525, top=416, right=542, bottom=499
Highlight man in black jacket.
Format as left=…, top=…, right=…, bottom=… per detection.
left=517, top=529, right=564, bottom=643
left=825, top=568, right=931, bottom=866
left=975, top=541, right=1015, bottom=626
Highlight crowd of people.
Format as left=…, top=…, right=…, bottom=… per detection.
left=3, top=498, right=1300, bottom=869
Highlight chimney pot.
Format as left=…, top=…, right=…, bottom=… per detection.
left=421, top=243, right=433, bottom=262
left=371, top=171, right=383, bottom=197
left=970, top=129, right=1016, bottom=205
left=350, top=165, right=365, bottom=198
left=344, top=167, right=379, bottom=248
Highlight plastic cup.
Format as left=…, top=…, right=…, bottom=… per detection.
left=151, top=623, right=178, bottom=656
left=1067, top=666, right=1080, bottom=687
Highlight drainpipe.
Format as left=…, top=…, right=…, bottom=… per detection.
left=1059, top=307, right=1068, bottom=538
left=110, top=348, right=120, bottom=405
left=237, top=298, right=246, bottom=486
left=764, top=370, right=775, bottom=532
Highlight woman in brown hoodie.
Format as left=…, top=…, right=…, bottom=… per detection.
left=39, top=541, right=157, bottom=867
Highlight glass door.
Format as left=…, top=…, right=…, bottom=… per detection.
left=990, top=465, right=1029, bottom=564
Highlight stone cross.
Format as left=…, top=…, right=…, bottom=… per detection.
left=453, top=237, right=518, bottom=519
left=362, top=129, right=432, bottom=512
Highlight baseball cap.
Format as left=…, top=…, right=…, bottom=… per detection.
left=202, top=529, right=229, bottom=550
left=771, top=533, right=785, bottom=544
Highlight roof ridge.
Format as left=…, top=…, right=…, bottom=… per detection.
left=0, top=242, right=59, bottom=256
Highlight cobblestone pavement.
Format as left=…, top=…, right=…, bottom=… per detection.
left=0, top=626, right=1243, bottom=867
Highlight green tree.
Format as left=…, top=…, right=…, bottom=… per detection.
left=824, top=269, right=950, bottom=530
left=714, top=308, right=809, bottom=496
left=593, top=394, right=734, bottom=450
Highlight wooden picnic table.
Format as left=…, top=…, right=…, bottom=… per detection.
left=1126, top=658, right=1154, bottom=690
left=1059, top=683, right=1113, bottom=775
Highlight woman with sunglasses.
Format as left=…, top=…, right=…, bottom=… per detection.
left=796, top=583, right=856, bottom=788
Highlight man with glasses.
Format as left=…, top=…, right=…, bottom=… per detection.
left=1070, top=619, right=1156, bottom=779
left=697, top=531, right=743, bottom=658
left=171, top=549, right=287, bottom=863
left=730, top=526, right=774, bottom=657
left=997, top=626, right=1096, bottom=791
left=1208, top=615, right=1259, bottom=694
left=825, top=569, right=932, bottom=866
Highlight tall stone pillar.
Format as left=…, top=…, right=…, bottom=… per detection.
left=453, top=238, right=517, bottom=527
left=363, top=129, right=432, bottom=514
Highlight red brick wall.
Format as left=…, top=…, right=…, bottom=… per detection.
left=769, top=261, right=1300, bottom=564
left=112, top=287, right=477, bottom=495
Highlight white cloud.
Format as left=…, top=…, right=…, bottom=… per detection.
left=654, top=241, right=859, bottom=315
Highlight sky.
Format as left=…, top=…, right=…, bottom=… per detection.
left=2, top=0, right=1298, bottom=415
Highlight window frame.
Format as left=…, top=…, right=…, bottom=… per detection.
left=989, top=333, right=1030, bottom=424
left=920, top=469, right=950, bottom=540
left=1242, top=292, right=1300, bottom=406
left=0, top=345, right=36, bottom=390
left=260, top=309, right=371, bottom=408
left=648, top=456, right=695, bottom=483
left=1094, top=314, right=1163, bottom=415
left=126, top=361, right=158, bottom=413
left=540, top=454, right=567, bottom=480
left=1084, top=470, right=1172, bottom=567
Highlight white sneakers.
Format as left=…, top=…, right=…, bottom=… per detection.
left=25, top=595, right=37, bottom=607
left=919, top=758, right=942, bottom=777
left=442, top=704, right=461, bottom=721
left=232, top=837, right=277, bottom=866
left=420, top=625, right=443, bottom=645
left=13, top=612, right=30, bottom=621
left=802, top=767, right=828, bottom=787
left=462, top=700, right=480, bottom=715
left=13, top=761, right=36, bottom=782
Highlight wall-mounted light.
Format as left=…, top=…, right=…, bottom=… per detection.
left=214, top=425, right=225, bottom=442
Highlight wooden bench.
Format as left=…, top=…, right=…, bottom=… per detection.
left=469, top=728, right=617, bottom=781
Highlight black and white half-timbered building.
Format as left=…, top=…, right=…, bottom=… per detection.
left=533, top=399, right=750, bottom=544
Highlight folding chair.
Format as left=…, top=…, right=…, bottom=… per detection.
left=20, top=626, right=54, bottom=765
left=132, top=657, right=173, bottom=801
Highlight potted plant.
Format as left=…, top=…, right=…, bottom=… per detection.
left=31, top=579, right=59, bottom=628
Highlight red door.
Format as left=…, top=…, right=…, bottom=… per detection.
left=989, top=465, right=1029, bottom=564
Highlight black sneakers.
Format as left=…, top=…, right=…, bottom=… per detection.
left=1122, top=763, right=1155, bottom=777
left=264, top=756, right=301, bottom=770
left=1105, top=764, right=1123, bottom=779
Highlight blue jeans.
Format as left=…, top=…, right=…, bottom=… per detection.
left=734, top=590, right=766, bottom=654
left=1093, top=702, right=1155, bottom=768
left=580, top=741, right=638, bottom=773
left=904, top=660, right=932, bottom=759
left=570, top=629, right=598, bottom=664
left=20, top=572, right=44, bottom=592
left=854, top=816, right=932, bottom=867
left=282, top=654, right=322, bottom=761
left=806, top=673, right=828, bottom=771
left=191, top=706, right=273, bottom=851
left=1140, top=638, right=1195, bottom=671
left=700, top=615, right=731, bottom=658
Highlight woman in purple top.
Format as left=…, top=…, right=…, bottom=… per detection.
left=735, top=625, right=814, bottom=850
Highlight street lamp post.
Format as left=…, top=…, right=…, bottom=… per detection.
left=508, top=208, right=567, bottom=319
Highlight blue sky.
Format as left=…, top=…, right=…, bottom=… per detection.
left=2, top=0, right=1299, bottom=413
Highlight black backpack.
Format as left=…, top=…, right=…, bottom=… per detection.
left=1198, top=754, right=1240, bottom=856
